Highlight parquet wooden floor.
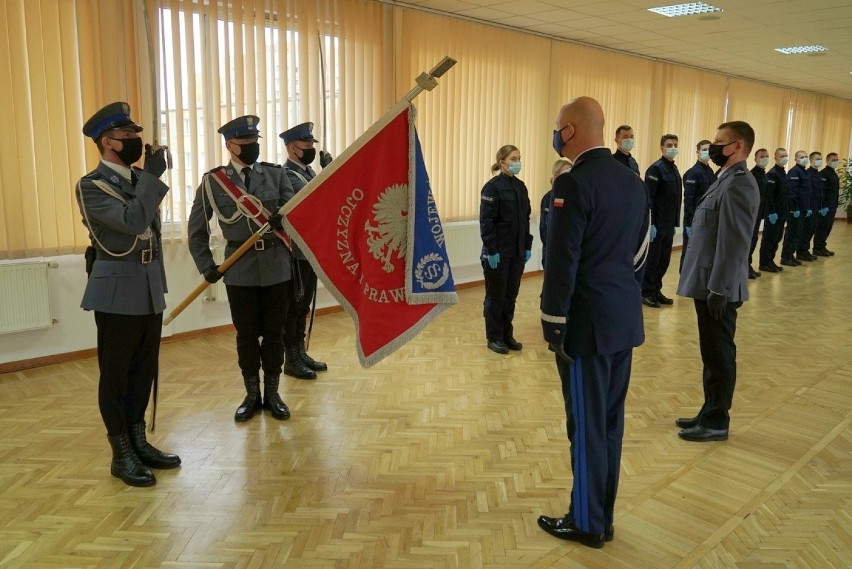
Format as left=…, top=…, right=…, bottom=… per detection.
left=1, top=224, right=850, bottom=568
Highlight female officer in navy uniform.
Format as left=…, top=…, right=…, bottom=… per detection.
left=479, top=145, right=532, bottom=354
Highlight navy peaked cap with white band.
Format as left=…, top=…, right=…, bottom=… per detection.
left=218, top=115, right=262, bottom=140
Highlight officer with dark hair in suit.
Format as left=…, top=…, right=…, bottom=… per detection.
left=537, top=97, right=649, bottom=549
left=642, top=134, right=682, bottom=307
left=748, top=148, right=770, bottom=278
left=813, top=152, right=840, bottom=256
left=680, top=139, right=715, bottom=272
left=758, top=148, right=789, bottom=273
left=76, top=102, right=179, bottom=487
left=798, top=152, right=823, bottom=260
left=676, top=121, right=760, bottom=442
left=278, top=121, right=332, bottom=380
left=188, top=116, right=295, bottom=423
left=780, top=150, right=809, bottom=266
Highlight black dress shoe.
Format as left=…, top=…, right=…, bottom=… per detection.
left=678, top=425, right=728, bottom=442
left=780, top=258, right=797, bottom=267
left=796, top=254, right=813, bottom=262
left=759, top=264, right=778, bottom=273
left=642, top=295, right=660, bottom=308
left=793, top=258, right=803, bottom=265
left=605, top=524, right=614, bottom=542
left=675, top=416, right=699, bottom=429
left=656, top=292, right=674, bottom=305
left=536, top=515, right=605, bottom=548
left=773, top=262, right=783, bottom=271
left=487, top=341, right=509, bottom=354
left=748, top=269, right=757, bottom=279
left=813, top=249, right=830, bottom=257
left=505, top=338, right=523, bottom=351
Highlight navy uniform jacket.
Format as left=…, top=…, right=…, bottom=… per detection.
left=284, top=158, right=317, bottom=261
left=479, top=172, right=533, bottom=257
left=541, top=148, right=648, bottom=356
left=539, top=190, right=552, bottom=251
left=677, top=161, right=759, bottom=303
left=786, top=164, right=809, bottom=213
left=682, top=161, right=716, bottom=228
left=645, top=157, right=682, bottom=229
left=188, top=161, right=294, bottom=287
left=806, top=167, right=823, bottom=212
left=612, top=149, right=640, bottom=176
left=765, top=164, right=789, bottom=219
left=750, top=165, right=767, bottom=219
left=821, top=167, right=840, bottom=210
left=76, top=162, right=169, bottom=315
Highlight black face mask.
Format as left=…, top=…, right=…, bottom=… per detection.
left=109, top=136, right=144, bottom=166
left=299, top=147, right=316, bottom=165
left=708, top=141, right=735, bottom=168
left=236, top=141, right=260, bottom=165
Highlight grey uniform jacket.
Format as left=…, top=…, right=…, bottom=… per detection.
left=76, top=162, right=169, bottom=315
left=677, top=160, right=760, bottom=302
left=188, top=162, right=295, bottom=287
left=284, top=159, right=316, bottom=261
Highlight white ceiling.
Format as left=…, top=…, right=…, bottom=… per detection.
left=388, top=0, right=852, bottom=100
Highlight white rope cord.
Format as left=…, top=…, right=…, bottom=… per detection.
left=77, top=179, right=150, bottom=258
left=203, top=174, right=267, bottom=225
left=633, top=210, right=651, bottom=272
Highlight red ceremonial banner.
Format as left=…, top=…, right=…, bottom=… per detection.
left=284, top=103, right=449, bottom=366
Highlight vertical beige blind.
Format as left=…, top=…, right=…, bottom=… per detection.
left=395, top=9, right=552, bottom=220
left=726, top=78, right=792, bottom=156
left=2, top=0, right=852, bottom=259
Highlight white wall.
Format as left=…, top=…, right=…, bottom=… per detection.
left=0, top=220, right=543, bottom=365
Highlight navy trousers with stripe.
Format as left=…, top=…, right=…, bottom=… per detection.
left=556, top=349, right=633, bottom=535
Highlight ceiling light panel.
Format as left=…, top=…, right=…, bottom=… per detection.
left=774, top=45, right=828, bottom=54
left=647, top=2, right=722, bottom=18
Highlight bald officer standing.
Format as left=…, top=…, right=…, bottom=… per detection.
left=188, top=116, right=295, bottom=423
left=676, top=121, right=760, bottom=442
left=538, top=97, right=649, bottom=548
left=77, top=102, right=180, bottom=487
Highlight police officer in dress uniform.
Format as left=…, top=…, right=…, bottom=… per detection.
left=798, top=152, right=823, bottom=260
left=77, top=102, right=180, bottom=487
left=747, top=148, right=769, bottom=278
left=187, top=116, right=295, bottom=422
left=813, top=153, right=840, bottom=256
left=676, top=121, right=760, bottom=442
left=780, top=150, right=809, bottom=266
left=641, top=134, right=682, bottom=307
left=278, top=122, right=332, bottom=380
left=758, top=148, right=789, bottom=273
left=680, top=140, right=715, bottom=272
left=537, top=97, right=648, bottom=548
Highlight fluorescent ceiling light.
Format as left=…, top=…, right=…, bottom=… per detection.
left=775, top=45, right=828, bottom=54
left=648, top=2, right=722, bottom=18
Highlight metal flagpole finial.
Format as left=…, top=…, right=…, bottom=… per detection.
left=404, top=56, right=457, bottom=102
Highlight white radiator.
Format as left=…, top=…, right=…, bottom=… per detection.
left=204, top=246, right=228, bottom=303
left=0, top=260, right=56, bottom=334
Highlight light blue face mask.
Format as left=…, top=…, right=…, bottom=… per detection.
left=757, top=157, right=770, bottom=169
left=699, top=150, right=710, bottom=162
left=665, top=147, right=679, bottom=159
left=797, top=157, right=808, bottom=167
left=813, top=159, right=823, bottom=168
left=508, top=162, right=522, bottom=175
left=620, top=138, right=635, bottom=152
left=779, top=156, right=789, bottom=166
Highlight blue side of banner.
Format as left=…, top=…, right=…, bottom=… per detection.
left=407, top=128, right=457, bottom=303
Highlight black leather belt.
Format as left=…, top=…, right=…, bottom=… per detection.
left=227, top=238, right=278, bottom=251
left=95, top=248, right=158, bottom=264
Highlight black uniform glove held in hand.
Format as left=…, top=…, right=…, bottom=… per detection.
left=143, top=144, right=172, bottom=178
left=203, top=265, right=223, bottom=283
left=319, top=150, right=333, bottom=168
left=706, top=291, right=727, bottom=320
left=268, top=212, right=284, bottom=230
left=549, top=342, right=575, bottom=365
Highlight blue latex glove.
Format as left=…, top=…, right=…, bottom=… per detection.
left=650, top=225, right=657, bottom=242
left=806, top=209, right=813, bottom=217
left=792, top=210, right=800, bottom=219
left=819, top=207, right=829, bottom=216
left=487, top=253, right=500, bottom=269
left=768, top=213, right=778, bottom=225
left=685, top=226, right=693, bottom=238
left=524, top=250, right=531, bottom=263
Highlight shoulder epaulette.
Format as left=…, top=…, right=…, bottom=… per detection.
left=82, top=170, right=102, bottom=179
left=259, top=161, right=281, bottom=168
left=205, top=165, right=225, bottom=175
left=735, top=170, right=746, bottom=176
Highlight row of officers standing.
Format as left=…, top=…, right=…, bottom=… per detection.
left=610, top=126, right=842, bottom=309
left=76, top=102, right=333, bottom=487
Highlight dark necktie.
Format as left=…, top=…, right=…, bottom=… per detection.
left=131, top=171, right=138, bottom=186
left=242, top=166, right=251, bottom=188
